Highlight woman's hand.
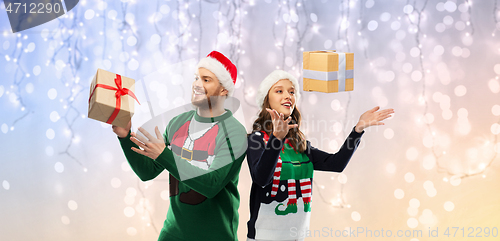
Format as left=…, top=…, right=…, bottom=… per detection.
left=266, top=108, right=298, bottom=140
left=130, top=126, right=166, bottom=160
left=355, top=106, right=394, bottom=133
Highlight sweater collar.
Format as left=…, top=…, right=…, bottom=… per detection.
left=194, top=109, right=231, bottom=123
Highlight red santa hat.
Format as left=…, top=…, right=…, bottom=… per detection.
left=197, top=51, right=237, bottom=96
left=256, top=70, right=301, bottom=108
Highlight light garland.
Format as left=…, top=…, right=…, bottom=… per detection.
left=404, top=0, right=499, bottom=180
left=1, top=0, right=499, bottom=239
left=5, top=32, right=32, bottom=131
left=494, top=0, right=500, bottom=36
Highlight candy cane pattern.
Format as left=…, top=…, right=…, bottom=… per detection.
left=287, top=179, right=297, bottom=205
left=270, top=157, right=282, bottom=197
left=300, top=178, right=312, bottom=204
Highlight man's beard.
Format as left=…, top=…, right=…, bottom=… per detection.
left=191, top=87, right=225, bottom=110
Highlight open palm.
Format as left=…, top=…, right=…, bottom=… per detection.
left=355, top=106, right=394, bottom=133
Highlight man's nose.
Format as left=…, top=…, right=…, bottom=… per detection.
left=193, top=78, right=203, bottom=87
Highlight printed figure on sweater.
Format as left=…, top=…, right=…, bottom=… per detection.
left=262, top=131, right=313, bottom=216
left=113, top=51, right=247, bottom=241
left=168, top=118, right=220, bottom=205
left=246, top=70, right=394, bottom=240
left=170, top=120, right=218, bottom=170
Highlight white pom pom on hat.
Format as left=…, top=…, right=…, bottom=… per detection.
left=256, top=70, right=301, bottom=108
left=196, top=51, right=237, bottom=96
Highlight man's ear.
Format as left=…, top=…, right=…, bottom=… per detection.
left=221, top=88, right=228, bottom=96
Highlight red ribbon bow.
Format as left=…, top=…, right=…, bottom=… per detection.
left=89, top=74, right=140, bottom=124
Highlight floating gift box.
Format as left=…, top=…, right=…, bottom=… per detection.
left=303, top=50, right=354, bottom=93
left=88, top=69, right=140, bottom=128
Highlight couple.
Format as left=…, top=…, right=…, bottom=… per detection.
left=113, top=51, right=394, bottom=241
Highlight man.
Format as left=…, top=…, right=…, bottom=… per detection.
left=112, top=51, right=247, bottom=241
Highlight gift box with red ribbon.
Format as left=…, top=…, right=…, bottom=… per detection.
left=88, top=69, right=140, bottom=128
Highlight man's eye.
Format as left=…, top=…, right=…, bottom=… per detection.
left=204, top=79, right=209, bottom=82
left=277, top=90, right=282, bottom=93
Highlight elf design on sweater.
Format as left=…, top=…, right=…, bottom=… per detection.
left=246, top=127, right=363, bottom=240
left=262, top=131, right=313, bottom=216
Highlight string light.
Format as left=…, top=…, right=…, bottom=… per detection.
left=1, top=0, right=499, bottom=238
left=401, top=0, right=499, bottom=180
left=494, top=0, right=500, bottom=36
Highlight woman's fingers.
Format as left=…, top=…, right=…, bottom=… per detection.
left=379, top=114, right=392, bottom=120
left=380, top=109, right=394, bottom=115
left=377, top=109, right=394, bottom=115
left=274, top=110, right=281, bottom=120
left=266, top=108, right=278, bottom=120
left=370, top=106, right=380, bottom=112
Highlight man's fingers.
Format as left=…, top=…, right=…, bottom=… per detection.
left=131, top=136, right=148, bottom=150
left=155, top=126, right=163, bottom=140
left=133, top=132, right=149, bottom=144
left=139, top=127, right=155, bottom=141
left=131, top=147, right=150, bottom=158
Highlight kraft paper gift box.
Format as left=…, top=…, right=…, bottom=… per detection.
left=88, top=69, right=140, bottom=128
left=303, top=50, right=354, bottom=93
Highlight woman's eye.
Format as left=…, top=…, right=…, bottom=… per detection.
left=277, top=90, right=282, bottom=93
left=290, top=91, right=294, bottom=95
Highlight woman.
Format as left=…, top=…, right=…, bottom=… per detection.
left=246, top=70, right=394, bottom=241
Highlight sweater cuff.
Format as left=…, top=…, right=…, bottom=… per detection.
left=117, top=130, right=132, bottom=141
left=267, top=133, right=285, bottom=150
left=352, top=126, right=365, bottom=136
left=153, top=147, right=178, bottom=175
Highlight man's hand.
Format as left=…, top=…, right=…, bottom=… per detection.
left=112, top=121, right=132, bottom=138
left=355, top=106, right=394, bottom=133
left=130, top=126, right=166, bottom=160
